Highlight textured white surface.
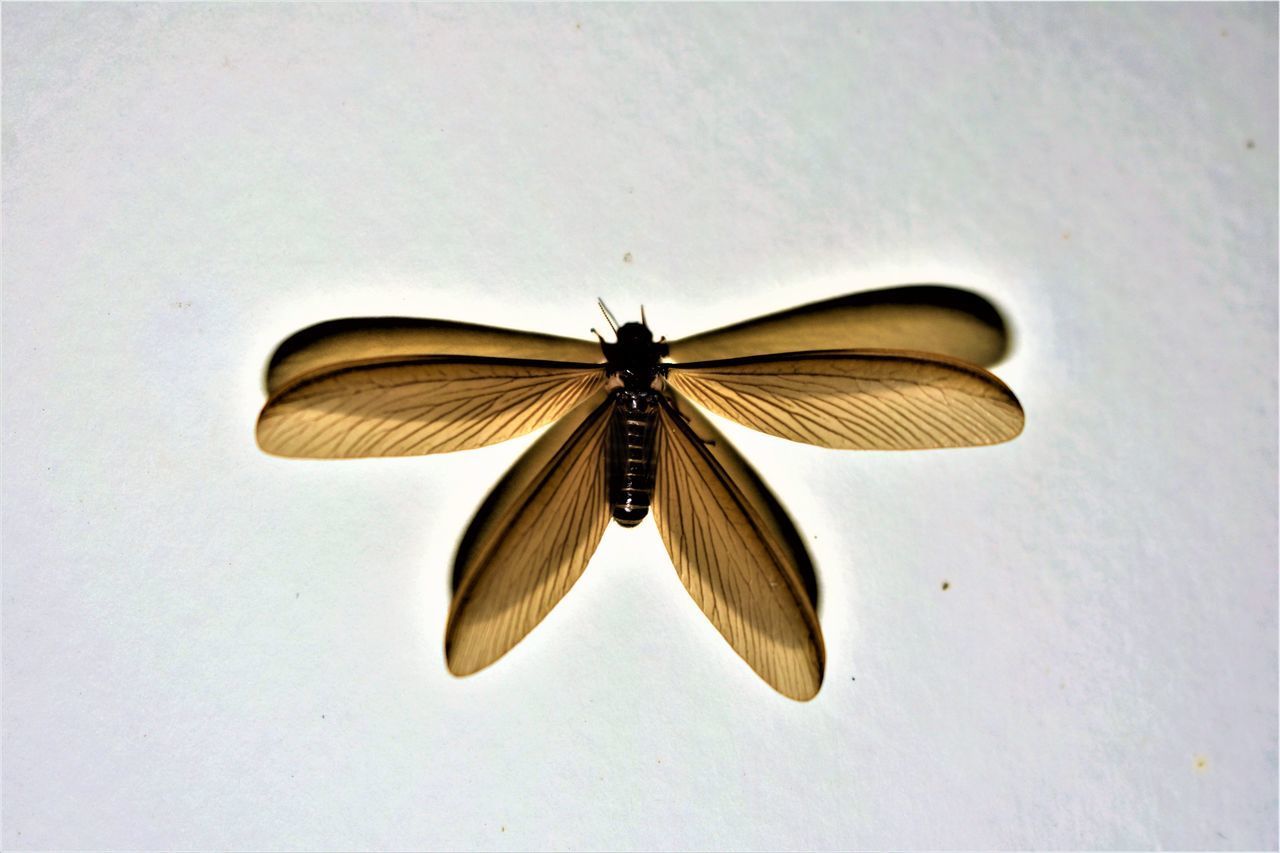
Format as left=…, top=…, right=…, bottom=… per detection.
left=3, top=4, right=1276, bottom=850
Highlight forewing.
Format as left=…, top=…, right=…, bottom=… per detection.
left=266, top=317, right=602, bottom=394
left=257, top=357, right=605, bottom=458
left=447, top=391, right=613, bottom=676
left=652, top=391, right=824, bottom=701
left=666, top=285, right=1009, bottom=367
left=667, top=350, right=1024, bottom=450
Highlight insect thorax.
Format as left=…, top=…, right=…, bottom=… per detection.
left=601, top=321, right=668, bottom=392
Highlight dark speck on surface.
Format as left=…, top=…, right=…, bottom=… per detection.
left=941, top=580, right=950, bottom=590
left=1246, top=139, right=1255, bottom=149
left=623, top=252, right=633, bottom=263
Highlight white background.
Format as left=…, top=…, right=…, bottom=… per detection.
left=3, top=4, right=1276, bottom=850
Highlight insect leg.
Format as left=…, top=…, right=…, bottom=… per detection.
left=664, top=392, right=716, bottom=445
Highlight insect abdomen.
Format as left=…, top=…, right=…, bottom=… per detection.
left=609, top=391, right=659, bottom=527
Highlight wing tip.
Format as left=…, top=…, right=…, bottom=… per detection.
left=1005, top=408, right=1026, bottom=442
left=444, top=655, right=485, bottom=678
left=986, top=392, right=1026, bottom=445
left=443, top=630, right=495, bottom=678
left=786, top=686, right=822, bottom=702
left=749, top=644, right=824, bottom=701
left=254, top=413, right=282, bottom=456
left=445, top=623, right=522, bottom=678
left=777, top=671, right=824, bottom=702
left=254, top=410, right=307, bottom=458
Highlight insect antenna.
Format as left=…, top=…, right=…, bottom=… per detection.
left=640, top=304, right=647, bottom=326
left=597, top=298, right=620, bottom=333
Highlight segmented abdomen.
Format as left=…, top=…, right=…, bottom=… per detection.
left=609, top=390, right=659, bottom=527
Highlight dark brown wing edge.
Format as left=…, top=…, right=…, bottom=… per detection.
left=265, top=317, right=603, bottom=394
left=665, top=285, right=1010, bottom=367
left=446, top=389, right=614, bottom=676
left=652, top=389, right=824, bottom=701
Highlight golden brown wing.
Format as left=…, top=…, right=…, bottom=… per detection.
left=652, top=390, right=824, bottom=701
left=447, top=390, right=613, bottom=676
left=665, top=285, right=1010, bottom=367
left=265, top=317, right=602, bottom=394
left=257, top=356, right=605, bottom=458
left=667, top=350, right=1024, bottom=450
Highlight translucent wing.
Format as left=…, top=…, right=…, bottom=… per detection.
left=652, top=390, right=824, bottom=701
left=447, top=390, right=613, bottom=676
left=667, top=350, right=1024, bottom=450
left=265, top=317, right=602, bottom=394
left=665, top=285, right=1010, bottom=367
left=257, top=356, right=605, bottom=458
